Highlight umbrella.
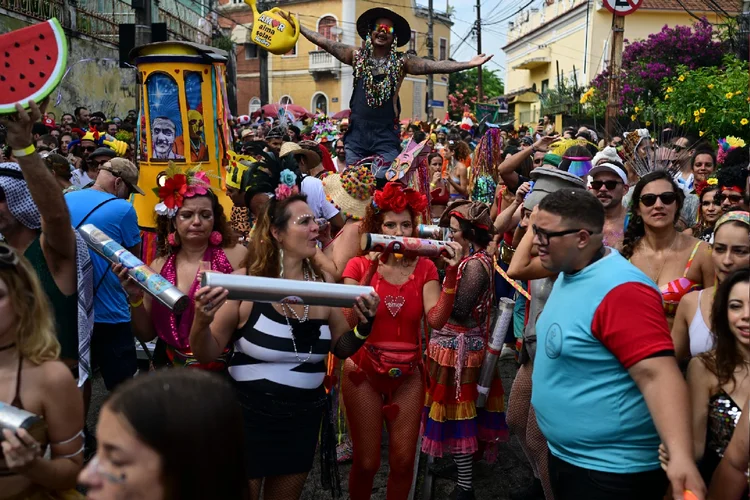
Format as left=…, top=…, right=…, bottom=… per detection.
left=252, top=103, right=313, bottom=120
left=331, top=109, right=351, bottom=120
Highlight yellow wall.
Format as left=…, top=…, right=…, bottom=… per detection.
left=267, top=0, right=450, bottom=120
left=503, top=1, right=727, bottom=127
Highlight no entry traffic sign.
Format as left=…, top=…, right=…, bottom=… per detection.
left=603, top=0, right=642, bottom=16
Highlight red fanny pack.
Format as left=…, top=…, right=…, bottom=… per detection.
left=362, top=341, right=420, bottom=379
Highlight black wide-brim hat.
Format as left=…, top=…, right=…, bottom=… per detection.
left=357, top=8, right=411, bottom=47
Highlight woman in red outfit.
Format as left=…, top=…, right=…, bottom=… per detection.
left=341, top=182, right=462, bottom=500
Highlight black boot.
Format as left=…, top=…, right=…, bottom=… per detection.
left=510, top=477, right=544, bottom=500
left=451, top=485, right=476, bottom=500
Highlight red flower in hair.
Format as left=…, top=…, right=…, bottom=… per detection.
left=158, top=174, right=188, bottom=209
left=374, top=182, right=427, bottom=214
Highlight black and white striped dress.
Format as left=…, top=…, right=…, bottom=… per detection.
left=230, top=300, right=332, bottom=478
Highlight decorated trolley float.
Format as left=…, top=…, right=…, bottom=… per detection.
left=130, top=41, right=235, bottom=264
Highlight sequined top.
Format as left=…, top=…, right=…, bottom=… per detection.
left=152, top=246, right=234, bottom=350
left=699, top=389, right=743, bottom=484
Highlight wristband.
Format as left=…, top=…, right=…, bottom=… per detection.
left=129, top=296, right=144, bottom=308
left=353, top=325, right=369, bottom=340
left=443, top=287, right=456, bottom=295
left=12, top=144, right=36, bottom=157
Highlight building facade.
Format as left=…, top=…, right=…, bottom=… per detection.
left=219, top=0, right=452, bottom=120
left=501, top=0, right=730, bottom=127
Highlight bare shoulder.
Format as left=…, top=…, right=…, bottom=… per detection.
left=151, top=256, right=167, bottom=273
left=680, top=289, right=700, bottom=309
left=33, top=360, right=79, bottom=397
left=232, top=267, right=247, bottom=276
left=224, top=244, right=249, bottom=270
left=687, top=355, right=713, bottom=383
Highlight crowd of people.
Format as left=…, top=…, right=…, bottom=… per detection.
left=0, top=7, right=749, bottom=500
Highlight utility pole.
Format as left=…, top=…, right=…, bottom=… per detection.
left=475, top=0, right=483, bottom=100
left=604, top=13, right=624, bottom=141
left=426, top=0, right=434, bottom=120
left=133, top=0, right=153, bottom=46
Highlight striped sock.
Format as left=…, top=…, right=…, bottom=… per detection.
left=454, top=453, right=473, bottom=491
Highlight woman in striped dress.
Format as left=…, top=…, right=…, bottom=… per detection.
left=190, top=192, right=379, bottom=500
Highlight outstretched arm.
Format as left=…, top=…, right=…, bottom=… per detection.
left=404, top=53, right=493, bottom=75
left=294, top=20, right=356, bottom=65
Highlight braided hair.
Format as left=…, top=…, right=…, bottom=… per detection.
left=621, top=170, right=685, bottom=259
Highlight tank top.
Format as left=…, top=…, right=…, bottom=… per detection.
left=688, top=290, right=714, bottom=357
left=699, top=390, right=743, bottom=488
left=349, top=54, right=402, bottom=124
left=0, top=356, right=24, bottom=476
left=229, top=301, right=331, bottom=400
left=23, top=236, right=78, bottom=361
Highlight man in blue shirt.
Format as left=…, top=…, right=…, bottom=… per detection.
left=66, top=157, right=143, bottom=391
left=529, top=188, right=705, bottom=500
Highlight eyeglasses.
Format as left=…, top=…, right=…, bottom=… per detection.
left=448, top=227, right=459, bottom=235
left=590, top=180, right=623, bottom=191
left=373, top=24, right=394, bottom=35
left=639, top=192, right=678, bottom=207
left=532, top=225, right=594, bottom=246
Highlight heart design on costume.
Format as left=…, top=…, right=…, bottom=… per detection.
left=348, top=370, right=366, bottom=386
left=385, top=295, right=405, bottom=317
left=271, top=19, right=280, bottom=28
left=324, top=374, right=339, bottom=391
left=382, top=403, right=400, bottom=421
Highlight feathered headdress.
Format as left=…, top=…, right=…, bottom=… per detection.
left=717, top=136, right=746, bottom=166
left=69, top=129, right=129, bottom=157
left=153, top=163, right=212, bottom=217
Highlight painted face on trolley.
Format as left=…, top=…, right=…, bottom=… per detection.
left=372, top=18, right=395, bottom=48
left=78, top=406, right=165, bottom=500
left=272, top=200, right=319, bottom=259
left=175, top=195, right=215, bottom=246
left=711, top=222, right=750, bottom=283
left=381, top=210, right=414, bottom=238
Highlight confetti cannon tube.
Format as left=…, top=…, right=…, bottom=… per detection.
left=417, top=224, right=447, bottom=240
left=476, top=298, right=515, bottom=408
left=360, top=233, right=452, bottom=258
left=0, top=402, right=48, bottom=448
left=79, top=224, right=190, bottom=314
left=201, top=273, right=375, bottom=308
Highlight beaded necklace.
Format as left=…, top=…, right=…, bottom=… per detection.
left=353, top=34, right=404, bottom=108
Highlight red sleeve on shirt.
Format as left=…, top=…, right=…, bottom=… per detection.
left=591, top=282, right=674, bottom=369
left=342, top=256, right=367, bottom=282
left=420, top=258, right=439, bottom=283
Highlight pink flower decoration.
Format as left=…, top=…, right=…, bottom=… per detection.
left=275, top=184, right=292, bottom=200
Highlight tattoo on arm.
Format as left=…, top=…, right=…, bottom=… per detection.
left=300, top=25, right=355, bottom=65
left=405, top=56, right=470, bottom=75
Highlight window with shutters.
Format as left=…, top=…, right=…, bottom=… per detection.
left=409, top=30, right=416, bottom=52
left=439, top=38, right=447, bottom=60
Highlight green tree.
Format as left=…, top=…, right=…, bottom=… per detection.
left=448, top=68, right=504, bottom=120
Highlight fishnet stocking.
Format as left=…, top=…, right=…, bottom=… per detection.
left=343, top=358, right=424, bottom=500
left=247, top=473, right=310, bottom=500
left=507, top=363, right=554, bottom=500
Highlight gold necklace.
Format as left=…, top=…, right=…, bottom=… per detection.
left=646, top=233, right=678, bottom=284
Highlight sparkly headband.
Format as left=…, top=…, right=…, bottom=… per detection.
left=721, top=186, right=744, bottom=194
left=714, top=211, right=749, bottom=232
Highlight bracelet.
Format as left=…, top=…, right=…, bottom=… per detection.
left=12, top=144, right=35, bottom=157
left=443, top=287, right=456, bottom=295
left=129, top=296, right=144, bottom=308
left=353, top=325, right=369, bottom=341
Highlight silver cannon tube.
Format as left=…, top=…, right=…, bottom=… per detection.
left=416, top=224, right=447, bottom=240
left=201, top=273, right=375, bottom=308
left=0, top=402, right=48, bottom=448
left=360, top=233, right=452, bottom=258
left=476, top=298, right=515, bottom=408
left=78, top=224, right=190, bottom=314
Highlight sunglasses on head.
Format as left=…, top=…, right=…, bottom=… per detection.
left=373, top=24, right=394, bottom=35
left=639, top=192, right=677, bottom=207
left=590, top=180, right=622, bottom=191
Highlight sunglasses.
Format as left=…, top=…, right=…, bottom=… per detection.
left=670, top=144, right=686, bottom=153
left=82, top=146, right=97, bottom=152
left=590, top=180, right=622, bottom=191
left=639, top=192, right=678, bottom=207
left=720, top=193, right=744, bottom=204
left=532, top=225, right=595, bottom=246
left=373, top=24, right=394, bottom=35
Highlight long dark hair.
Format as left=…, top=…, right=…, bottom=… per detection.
left=700, top=268, right=750, bottom=388
left=155, top=190, right=237, bottom=258
left=106, top=370, right=249, bottom=500
left=621, top=170, right=685, bottom=259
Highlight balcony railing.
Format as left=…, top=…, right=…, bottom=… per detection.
left=309, top=50, right=341, bottom=79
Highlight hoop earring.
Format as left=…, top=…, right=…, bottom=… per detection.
left=279, top=248, right=285, bottom=278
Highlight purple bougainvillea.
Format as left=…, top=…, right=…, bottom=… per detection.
left=589, top=19, right=726, bottom=110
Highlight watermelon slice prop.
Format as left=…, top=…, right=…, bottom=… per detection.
left=0, top=18, right=68, bottom=114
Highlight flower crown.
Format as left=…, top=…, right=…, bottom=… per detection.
left=274, top=168, right=299, bottom=201
left=372, top=182, right=427, bottom=214
left=153, top=163, right=212, bottom=217
left=717, top=136, right=746, bottom=166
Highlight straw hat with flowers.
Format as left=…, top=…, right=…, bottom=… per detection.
left=323, top=165, right=375, bottom=220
